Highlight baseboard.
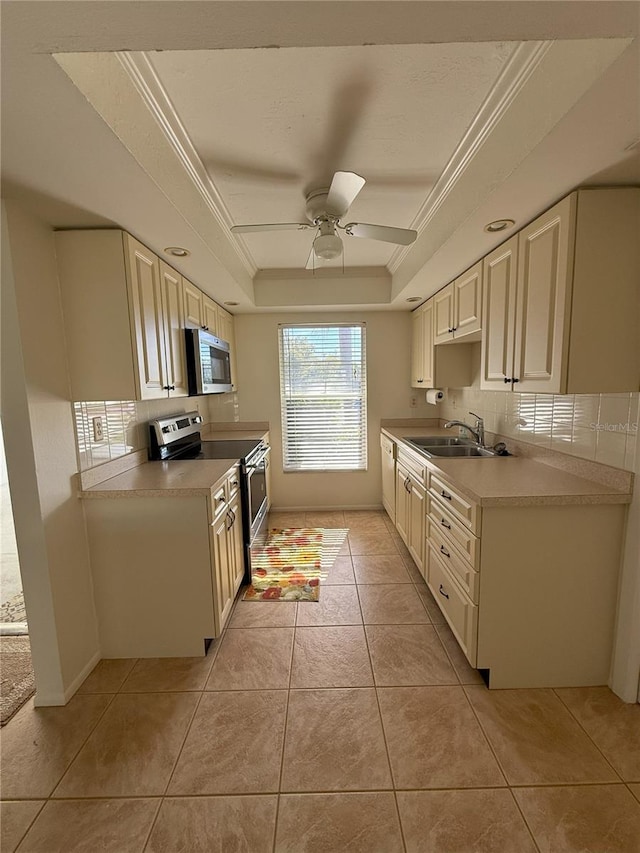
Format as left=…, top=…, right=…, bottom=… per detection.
left=33, top=648, right=101, bottom=707
left=271, top=505, right=384, bottom=512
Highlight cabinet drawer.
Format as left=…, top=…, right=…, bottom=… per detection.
left=427, top=495, right=480, bottom=569
left=227, top=466, right=241, bottom=500
left=427, top=544, right=478, bottom=665
left=427, top=518, right=479, bottom=602
left=211, top=484, right=228, bottom=517
left=397, top=447, right=426, bottom=484
left=381, top=433, right=396, bottom=457
left=429, top=472, right=479, bottom=533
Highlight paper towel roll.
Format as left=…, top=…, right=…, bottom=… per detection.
left=426, top=389, right=444, bottom=404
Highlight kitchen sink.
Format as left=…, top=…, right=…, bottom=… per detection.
left=423, top=445, right=498, bottom=458
left=405, top=436, right=474, bottom=448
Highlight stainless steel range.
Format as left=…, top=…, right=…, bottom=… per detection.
left=148, top=412, right=269, bottom=582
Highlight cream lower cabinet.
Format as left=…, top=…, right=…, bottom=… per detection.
left=84, top=467, right=244, bottom=658
left=395, top=449, right=426, bottom=574
left=481, top=187, right=639, bottom=393
left=381, top=434, right=396, bottom=523
left=425, top=471, right=626, bottom=688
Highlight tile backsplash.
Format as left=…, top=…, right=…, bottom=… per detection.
left=73, top=393, right=239, bottom=471
left=439, top=387, right=638, bottom=472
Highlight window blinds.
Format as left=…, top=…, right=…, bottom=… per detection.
left=278, top=323, right=367, bottom=471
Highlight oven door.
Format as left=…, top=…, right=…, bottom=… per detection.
left=245, top=447, right=270, bottom=580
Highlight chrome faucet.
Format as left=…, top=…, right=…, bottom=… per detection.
left=444, top=411, right=485, bottom=447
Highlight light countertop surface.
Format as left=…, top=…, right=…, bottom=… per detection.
left=382, top=426, right=633, bottom=507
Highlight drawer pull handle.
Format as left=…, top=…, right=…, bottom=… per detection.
left=439, top=584, right=450, bottom=600
left=440, top=519, right=451, bottom=529
left=441, top=490, right=452, bottom=501
left=440, top=545, right=450, bottom=558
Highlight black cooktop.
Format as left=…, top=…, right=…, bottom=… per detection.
left=177, top=438, right=262, bottom=461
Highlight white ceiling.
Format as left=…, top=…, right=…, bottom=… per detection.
left=2, top=2, right=639, bottom=312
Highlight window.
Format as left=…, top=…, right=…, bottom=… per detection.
left=278, top=323, right=367, bottom=471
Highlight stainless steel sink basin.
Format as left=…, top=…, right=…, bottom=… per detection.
left=405, top=436, right=474, bottom=448
left=423, top=445, right=498, bottom=458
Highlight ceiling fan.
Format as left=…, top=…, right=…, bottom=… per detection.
left=230, top=171, right=418, bottom=269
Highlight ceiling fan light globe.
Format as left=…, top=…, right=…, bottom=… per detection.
left=313, top=233, right=343, bottom=260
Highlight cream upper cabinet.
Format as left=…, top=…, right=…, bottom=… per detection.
left=182, top=278, right=204, bottom=329
left=216, top=306, right=238, bottom=391
left=480, top=236, right=518, bottom=390
left=202, top=294, right=219, bottom=335
left=411, top=299, right=472, bottom=389
left=434, top=261, right=483, bottom=344
left=56, top=230, right=188, bottom=401
left=482, top=188, right=639, bottom=393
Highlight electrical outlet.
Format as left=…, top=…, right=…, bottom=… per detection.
left=92, top=416, right=104, bottom=442
left=409, top=396, right=417, bottom=408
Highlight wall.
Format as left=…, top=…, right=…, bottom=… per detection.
left=1, top=200, right=100, bottom=703
left=234, top=311, right=436, bottom=509
left=438, top=344, right=638, bottom=471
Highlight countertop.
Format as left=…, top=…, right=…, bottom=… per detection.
left=382, top=425, right=633, bottom=507
left=81, top=426, right=270, bottom=499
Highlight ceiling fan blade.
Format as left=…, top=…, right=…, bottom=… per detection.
left=325, top=171, right=366, bottom=218
left=344, top=222, right=418, bottom=246
left=231, top=223, right=311, bottom=234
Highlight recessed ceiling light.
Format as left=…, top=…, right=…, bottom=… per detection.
left=484, top=219, right=515, bottom=233
left=164, top=246, right=190, bottom=257
left=224, top=301, right=239, bottom=307
left=406, top=296, right=421, bottom=303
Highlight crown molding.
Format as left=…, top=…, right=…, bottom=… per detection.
left=388, top=40, right=552, bottom=274
left=117, top=51, right=257, bottom=277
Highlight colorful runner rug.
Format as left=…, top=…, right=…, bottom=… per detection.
left=243, top=527, right=349, bottom=601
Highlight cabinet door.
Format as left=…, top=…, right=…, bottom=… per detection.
left=408, top=479, right=425, bottom=572
left=159, top=262, right=188, bottom=398
left=124, top=234, right=168, bottom=400
left=381, top=436, right=396, bottom=523
left=183, top=278, right=204, bottom=329
left=202, top=295, right=219, bottom=335
left=211, top=510, right=234, bottom=634
left=480, top=237, right=518, bottom=390
left=513, top=195, right=575, bottom=393
left=421, top=301, right=435, bottom=388
left=433, top=284, right=455, bottom=344
left=228, top=496, right=245, bottom=595
left=410, top=307, right=425, bottom=387
left=395, top=465, right=410, bottom=545
left=216, top=307, right=238, bottom=390
left=453, top=260, right=482, bottom=340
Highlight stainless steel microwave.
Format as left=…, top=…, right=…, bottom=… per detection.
left=185, top=328, right=233, bottom=395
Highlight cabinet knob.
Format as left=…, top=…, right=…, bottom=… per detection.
left=512, top=377, right=520, bottom=383
left=504, top=377, right=511, bottom=383
left=439, top=584, right=450, bottom=600
left=202, top=325, right=208, bottom=331
left=452, top=326, right=457, bottom=332
left=417, top=378, right=423, bottom=383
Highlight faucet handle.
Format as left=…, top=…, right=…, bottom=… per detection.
left=469, top=411, right=484, bottom=423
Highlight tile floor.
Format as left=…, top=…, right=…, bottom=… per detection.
left=1, top=509, right=640, bottom=852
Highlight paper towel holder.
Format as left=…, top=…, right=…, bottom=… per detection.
left=426, top=389, right=444, bottom=404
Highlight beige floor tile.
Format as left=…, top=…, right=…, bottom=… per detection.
left=629, top=783, right=640, bottom=803
left=352, top=554, right=412, bottom=584
left=555, top=686, right=640, bottom=781
left=378, top=686, right=506, bottom=789
left=358, top=583, right=430, bottom=624
left=305, top=511, right=345, bottom=528
left=77, top=659, right=136, bottom=693
left=206, top=628, right=294, bottom=690
left=269, top=512, right=307, bottom=528
left=120, top=654, right=215, bottom=692
left=167, top=691, right=287, bottom=795
left=53, top=692, right=198, bottom=797
left=337, top=538, right=351, bottom=556
left=281, top=689, right=392, bottom=792
left=296, top=585, right=362, bottom=626
left=513, top=784, right=640, bottom=853
left=290, top=626, right=373, bottom=688
left=390, top=531, right=412, bottom=560
left=348, top=531, right=399, bottom=556
left=397, top=789, right=537, bottom=853
left=228, top=600, right=298, bottom=629
left=147, top=797, right=277, bottom=853
left=342, top=511, right=390, bottom=534
left=416, top=584, right=447, bottom=624
left=466, top=686, right=620, bottom=785
left=324, top=556, right=355, bottom=585
left=15, top=799, right=159, bottom=853
left=0, top=801, right=44, bottom=853
left=435, top=622, right=484, bottom=685
left=275, top=792, right=404, bottom=852
left=402, top=556, right=425, bottom=584
left=366, top=624, right=457, bottom=686
left=0, top=694, right=111, bottom=799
